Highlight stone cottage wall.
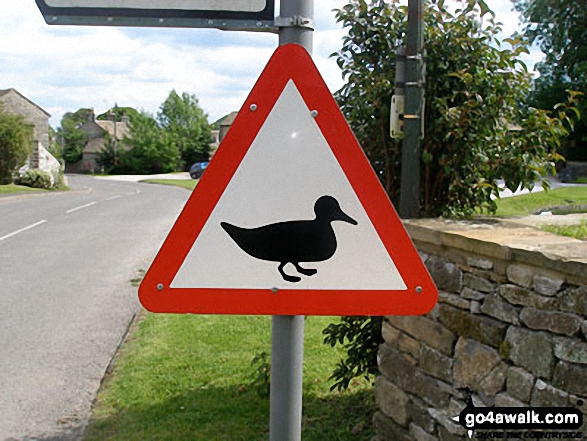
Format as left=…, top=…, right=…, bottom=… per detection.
left=374, top=218, right=587, bottom=440
left=0, top=90, right=50, bottom=168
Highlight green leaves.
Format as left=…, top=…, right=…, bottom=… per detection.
left=0, top=105, right=33, bottom=184
left=334, top=0, right=572, bottom=218
left=157, top=90, right=212, bottom=170
left=322, top=317, right=383, bottom=392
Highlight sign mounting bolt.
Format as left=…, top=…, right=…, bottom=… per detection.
left=271, top=287, right=279, bottom=293
left=250, top=104, right=258, bottom=111
left=415, top=286, right=423, bottom=293
left=157, top=283, right=164, bottom=291
left=310, top=110, right=318, bottom=118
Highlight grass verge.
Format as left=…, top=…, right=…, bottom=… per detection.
left=494, top=186, right=587, bottom=217
left=0, top=184, right=46, bottom=195
left=85, top=314, right=375, bottom=441
left=541, top=219, right=587, bottom=241
left=141, top=179, right=198, bottom=190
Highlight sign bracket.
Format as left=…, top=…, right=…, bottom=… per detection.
left=274, top=15, right=314, bottom=30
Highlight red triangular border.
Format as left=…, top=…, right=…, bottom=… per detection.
left=139, top=44, right=437, bottom=316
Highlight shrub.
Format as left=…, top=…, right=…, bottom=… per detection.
left=0, top=106, right=33, bottom=184
left=16, top=169, right=53, bottom=189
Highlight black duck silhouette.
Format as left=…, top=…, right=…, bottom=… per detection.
left=220, top=195, right=358, bottom=283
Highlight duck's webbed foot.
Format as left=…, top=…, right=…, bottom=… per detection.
left=279, top=262, right=301, bottom=283
left=294, top=263, right=317, bottom=277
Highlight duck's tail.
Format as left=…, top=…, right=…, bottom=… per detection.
left=220, top=221, right=245, bottom=244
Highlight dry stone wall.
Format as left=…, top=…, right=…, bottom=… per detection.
left=374, top=219, right=587, bottom=441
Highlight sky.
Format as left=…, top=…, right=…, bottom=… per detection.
left=0, top=0, right=544, bottom=129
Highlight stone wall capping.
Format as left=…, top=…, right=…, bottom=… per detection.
left=404, top=218, right=587, bottom=282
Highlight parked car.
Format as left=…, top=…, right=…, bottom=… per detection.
left=189, top=161, right=209, bottom=179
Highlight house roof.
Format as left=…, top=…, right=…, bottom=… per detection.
left=0, top=88, right=51, bottom=117
left=219, top=111, right=238, bottom=127
left=84, top=137, right=106, bottom=154
left=95, top=119, right=131, bottom=141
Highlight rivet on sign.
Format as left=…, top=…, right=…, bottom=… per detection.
left=271, top=287, right=279, bottom=293
left=159, top=18, right=165, bottom=23
left=415, top=286, right=423, bottom=293
left=310, top=110, right=318, bottom=118
left=250, top=104, right=258, bottom=111
left=157, top=283, right=164, bottom=291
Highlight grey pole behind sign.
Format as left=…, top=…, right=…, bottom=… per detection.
left=271, top=1, right=313, bottom=440
left=399, top=0, right=424, bottom=219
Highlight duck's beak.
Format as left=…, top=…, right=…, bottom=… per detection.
left=337, top=210, right=358, bottom=225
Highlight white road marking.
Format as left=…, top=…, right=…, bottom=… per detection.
left=127, top=188, right=141, bottom=196
left=0, top=220, right=47, bottom=242
left=105, top=195, right=123, bottom=201
left=66, top=201, right=97, bottom=214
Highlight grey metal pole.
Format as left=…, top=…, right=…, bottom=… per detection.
left=399, top=0, right=424, bottom=219
left=270, top=1, right=313, bottom=440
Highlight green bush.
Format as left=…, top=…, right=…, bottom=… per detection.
left=323, top=317, right=383, bottom=391
left=0, top=105, right=33, bottom=184
left=16, top=169, right=53, bottom=189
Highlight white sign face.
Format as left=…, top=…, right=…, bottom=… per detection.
left=171, top=80, right=407, bottom=291
left=44, top=0, right=267, bottom=12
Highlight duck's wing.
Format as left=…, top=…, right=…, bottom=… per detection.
left=221, top=220, right=335, bottom=263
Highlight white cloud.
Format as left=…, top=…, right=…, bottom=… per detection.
left=0, top=0, right=543, bottom=128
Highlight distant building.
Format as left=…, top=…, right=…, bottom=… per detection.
left=69, top=110, right=132, bottom=173
left=209, top=111, right=238, bottom=157
left=219, top=111, right=238, bottom=143
left=0, top=88, right=51, bottom=169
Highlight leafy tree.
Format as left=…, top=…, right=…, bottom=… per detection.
left=157, top=90, right=211, bottom=169
left=47, top=126, right=63, bottom=162
left=0, top=105, right=33, bottom=184
left=513, top=0, right=586, bottom=85
left=109, top=112, right=180, bottom=174
left=57, top=110, right=88, bottom=164
left=97, top=105, right=141, bottom=124
left=324, top=0, right=578, bottom=391
left=513, top=0, right=586, bottom=160
left=334, top=0, right=576, bottom=218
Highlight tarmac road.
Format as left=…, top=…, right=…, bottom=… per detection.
left=0, top=175, right=189, bottom=440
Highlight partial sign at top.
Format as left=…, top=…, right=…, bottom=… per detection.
left=43, top=0, right=267, bottom=11
left=35, top=0, right=275, bottom=30
left=138, top=44, right=438, bottom=316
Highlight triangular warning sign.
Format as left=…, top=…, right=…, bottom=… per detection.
left=139, top=44, right=437, bottom=316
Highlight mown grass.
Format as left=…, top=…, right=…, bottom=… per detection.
left=85, top=314, right=375, bottom=441
left=0, top=184, right=46, bottom=195
left=541, top=219, right=587, bottom=241
left=141, top=178, right=198, bottom=190
left=494, top=186, right=587, bottom=217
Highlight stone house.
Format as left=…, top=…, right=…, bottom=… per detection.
left=69, top=110, right=131, bottom=173
left=0, top=88, right=51, bottom=169
left=209, top=111, right=237, bottom=158
left=218, top=111, right=238, bottom=143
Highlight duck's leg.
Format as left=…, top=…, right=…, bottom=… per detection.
left=293, top=262, right=317, bottom=277
left=278, top=262, right=301, bottom=283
